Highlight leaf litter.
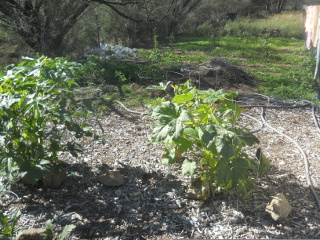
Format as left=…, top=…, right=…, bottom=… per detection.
left=1, top=86, right=320, bottom=239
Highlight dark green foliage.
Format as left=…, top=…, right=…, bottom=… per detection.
left=75, top=56, right=165, bottom=86
left=0, top=210, right=20, bottom=240
left=0, top=56, right=103, bottom=185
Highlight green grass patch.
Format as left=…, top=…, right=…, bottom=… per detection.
left=137, top=34, right=318, bottom=101
left=224, top=12, right=304, bottom=39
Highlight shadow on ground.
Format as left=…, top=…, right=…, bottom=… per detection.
left=8, top=160, right=320, bottom=239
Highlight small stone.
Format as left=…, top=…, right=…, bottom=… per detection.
left=18, top=228, right=48, bottom=240
left=98, top=170, right=124, bottom=187
left=95, top=199, right=107, bottom=207
left=175, top=199, right=182, bottom=208
left=166, top=191, right=176, bottom=199
left=266, top=193, right=291, bottom=222
left=72, top=213, right=82, bottom=221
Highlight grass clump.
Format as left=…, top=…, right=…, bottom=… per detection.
left=224, top=12, right=304, bottom=39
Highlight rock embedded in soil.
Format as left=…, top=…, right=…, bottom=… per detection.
left=42, top=170, right=67, bottom=188
left=265, top=193, right=292, bottom=222
left=18, top=228, right=48, bottom=240
left=98, top=170, right=125, bottom=187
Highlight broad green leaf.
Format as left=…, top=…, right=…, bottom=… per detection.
left=194, top=104, right=217, bottom=124
left=230, top=157, right=252, bottom=192
left=208, top=156, right=217, bottom=168
left=215, top=127, right=236, bottom=159
left=256, top=148, right=270, bottom=175
left=175, top=137, right=193, bottom=152
left=181, top=159, right=197, bottom=175
left=215, top=157, right=251, bottom=190
left=58, top=224, right=76, bottom=240
left=237, top=177, right=255, bottom=197
left=82, top=98, right=94, bottom=112
left=0, top=210, right=8, bottom=226
left=162, top=148, right=176, bottom=165
left=215, top=158, right=233, bottom=187
left=236, top=132, right=260, bottom=146
left=151, top=101, right=192, bottom=142
left=19, top=167, right=44, bottom=185
left=152, top=125, right=171, bottom=143
left=201, top=125, right=217, bottom=152
left=195, top=126, right=204, bottom=139
left=215, top=135, right=234, bottom=159
left=203, top=89, right=236, bottom=103
left=184, top=128, right=197, bottom=138
left=201, top=151, right=218, bottom=168
left=152, top=101, right=180, bottom=123
left=146, top=81, right=171, bottom=91
left=43, top=220, right=54, bottom=240
left=173, top=91, right=194, bottom=104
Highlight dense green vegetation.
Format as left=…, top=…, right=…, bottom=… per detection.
left=149, top=81, right=269, bottom=198
left=0, top=4, right=317, bottom=239
left=0, top=56, right=103, bottom=186
left=0, top=11, right=315, bottom=188
left=137, top=12, right=317, bottom=101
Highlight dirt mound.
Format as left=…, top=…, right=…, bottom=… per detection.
left=182, top=58, right=258, bottom=91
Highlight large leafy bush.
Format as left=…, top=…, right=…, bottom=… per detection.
left=150, top=81, right=269, bottom=198
left=0, top=56, right=102, bottom=185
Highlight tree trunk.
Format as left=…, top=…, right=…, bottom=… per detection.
left=0, top=0, right=89, bottom=58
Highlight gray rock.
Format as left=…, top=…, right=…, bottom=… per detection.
left=266, top=193, right=291, bottom=222
left=98, top=170, right=124, bottom=187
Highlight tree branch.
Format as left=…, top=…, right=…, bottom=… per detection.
left=90, top=0, right=144, bottom=21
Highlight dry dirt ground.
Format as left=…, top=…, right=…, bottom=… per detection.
left=2, top=60, right=320, bottom=239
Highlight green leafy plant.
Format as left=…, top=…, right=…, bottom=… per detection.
left=75, top=56, right=165, bottom=87
left=0, top=210, right=21, bottom=240
left=150, top=81, right=269, bottom=198
left=0, top=56, right=103, bottom=185
left=41, top=220, right=75, bottom=240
